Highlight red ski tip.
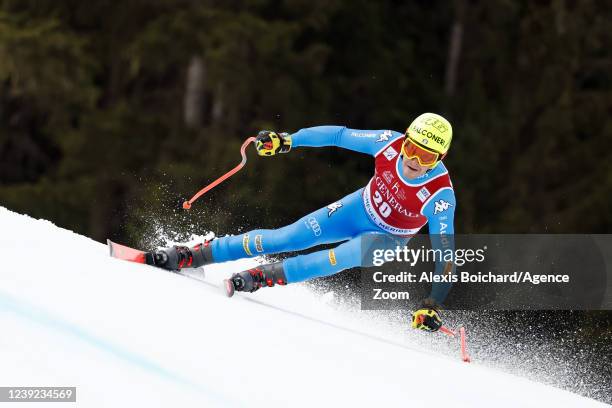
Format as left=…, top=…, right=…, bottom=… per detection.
left=107, top=239, right=147, bottom=264
left=183, top=201, right=191, bottom=210
left=223, top=279, right=235, bottom=298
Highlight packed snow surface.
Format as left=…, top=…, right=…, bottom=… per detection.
left=0, top=207, right=606, bottom=407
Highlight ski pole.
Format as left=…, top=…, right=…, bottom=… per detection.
left=439, top=326, right=457, bottom=337
left=183, top=137, right=256, bottom=210
left=459, top=326, right=471, bottom=362
left=437, top=324, right=471, bottom=363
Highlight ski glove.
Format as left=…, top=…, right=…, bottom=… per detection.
left=411, top=300, right=442, bottom=332
left=255, top=131, right=292, bottom=156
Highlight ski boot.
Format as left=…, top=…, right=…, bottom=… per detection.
left=146, top=241, right=214, bottom=271
left=224, top=262, right=287, bottom=297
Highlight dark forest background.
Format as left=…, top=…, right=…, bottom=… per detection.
left=2, top=0, right=610, bottom=239
left=1, top=0, right=611, bottom=395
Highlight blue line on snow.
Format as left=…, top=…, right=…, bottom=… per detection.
left=0, top=290, right=239, bottom=407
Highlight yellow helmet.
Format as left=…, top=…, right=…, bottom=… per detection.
left=405, top=113, right=453, bottom=155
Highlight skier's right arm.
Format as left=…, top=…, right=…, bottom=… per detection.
left=255, top=127, right=403, bottom=157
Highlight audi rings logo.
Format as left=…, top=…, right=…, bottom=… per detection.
left=306, top=217, right=322, bottom=236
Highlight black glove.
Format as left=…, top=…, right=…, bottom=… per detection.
left=255, top=131, right=292, bottom=156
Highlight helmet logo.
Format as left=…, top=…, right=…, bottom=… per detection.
left=424, top=118, right=449, bottom=133
left=411, top=126, right=446, bottom=147
left=421, top=138, right=428, bottom=145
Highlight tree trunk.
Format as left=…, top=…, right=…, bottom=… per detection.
left=184, top=55, right=206, bottom=129
left=445, top=0, right=465, bottom=97
left=553, top=0, right=566, bottom=35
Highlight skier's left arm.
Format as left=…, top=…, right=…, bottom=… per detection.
left=422, top=188, right=456, bottom=305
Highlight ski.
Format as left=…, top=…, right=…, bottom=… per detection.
left=107, top=238, right=207, bottom=278
left=107, top=239, right=149, bottom=264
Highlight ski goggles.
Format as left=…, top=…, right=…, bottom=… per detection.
left=401, top=138, right=441, bottom=167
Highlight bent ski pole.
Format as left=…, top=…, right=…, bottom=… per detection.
left=183, top=137, right=256, bottom=210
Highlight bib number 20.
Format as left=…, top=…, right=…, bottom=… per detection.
left=373, top=190, right=392, bottom=218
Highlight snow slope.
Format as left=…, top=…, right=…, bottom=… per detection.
left=0, top=207, right=606, bottom=407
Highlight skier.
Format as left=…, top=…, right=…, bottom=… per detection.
left=150, top=113, right=455, bottom=332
